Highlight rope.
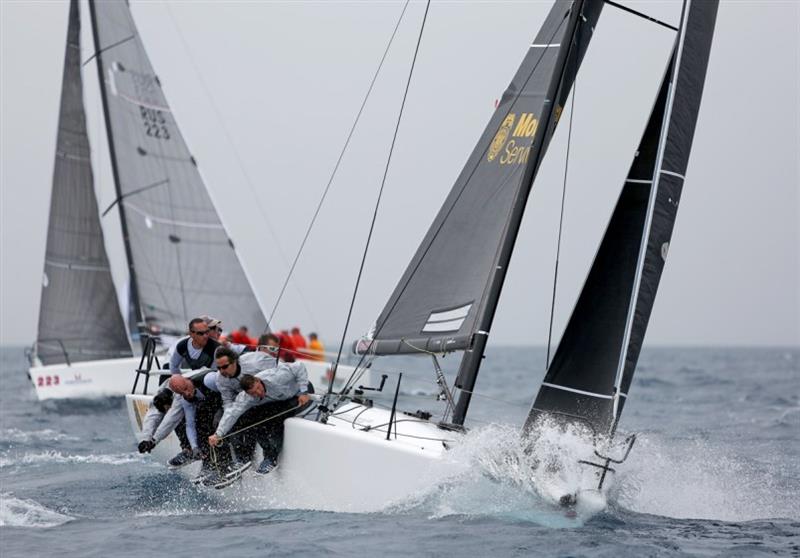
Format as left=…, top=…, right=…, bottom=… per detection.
left=545, top=19, right=580, bottom=370
left=327, top=0, right=432, bottom=398
left=329, top=9, right=572, bottom=411
left=163, top=2, right=317, bottom=332
left=266, top=0, right=412, bottom=331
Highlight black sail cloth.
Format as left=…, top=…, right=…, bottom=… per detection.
left=36, top=0, right=132, bottom=366
left=528, top=0, right=719, bottom=434
left=361, top=0, right=602, bottom=357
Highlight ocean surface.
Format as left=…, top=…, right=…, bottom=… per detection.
left=1, top=345, right=798, bottom=557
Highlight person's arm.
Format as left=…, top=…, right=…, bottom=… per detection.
left=140, top=404, right=164, bottom=441
left=182, top=399, right=199, bottom=450
left=214, top=393, right=255, bottom=438
left=169, top=349, right=183, bottom=374
left=152, top=398, right=185, bottom=443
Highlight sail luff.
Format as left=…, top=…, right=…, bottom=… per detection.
left=613, top=0, right=719, bottom=427
left=35, top=0, right=133, bottom=365
left=451, top=0, right=604, bottom=425
left=611, top=1, right=691, bottom=419
left=87, top=0, right=268, bottom=336
left=88, top=0, right=146, bottom=343
left=526, top=0, right=718, bottom=435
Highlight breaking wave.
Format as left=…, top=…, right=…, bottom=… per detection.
left=1, top=428, right=80, bottom=443
left=0, top=451, right=145, bottom=468
left=0, top=494, right=74, bottom=528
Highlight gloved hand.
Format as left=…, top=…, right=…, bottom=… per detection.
left=138, top=439, right=156, bottom=453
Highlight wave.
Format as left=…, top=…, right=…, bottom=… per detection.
left=0, top=450, right=145, bottom=468
left=0, top=428, right=80, bottom=443
left=0, top=494, right=74, bottom=528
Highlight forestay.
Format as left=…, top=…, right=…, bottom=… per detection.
left=528, top=0, right=719, bottom=434
left=36, top=0, right=132, bottom=366
left=89, top=0, right=267, bottom=337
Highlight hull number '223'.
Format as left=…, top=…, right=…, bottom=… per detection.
left=36, top=375, right=60, bottom=387
left=488, top=112, right=539, bottom=165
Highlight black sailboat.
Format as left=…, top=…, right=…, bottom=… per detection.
left=30, top=0, right=267, bottom=399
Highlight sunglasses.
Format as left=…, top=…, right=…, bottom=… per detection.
left=191, top=330, right=209, bottom=336
left=218, top=361, right=234, bottom=370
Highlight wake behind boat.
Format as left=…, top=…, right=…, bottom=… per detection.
left=125, top=0, right=718, bottom=514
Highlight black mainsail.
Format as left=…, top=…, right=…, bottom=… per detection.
left=88, top=0, right=267, bottom=338
left=35, top=0, right=133, bottom=366
left=527, top=0, right=719, bottom=434
left=357, top=0, right=603, bottom=425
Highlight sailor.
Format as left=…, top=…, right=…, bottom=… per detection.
left=210, top=347, right=277, bottom=469
left=307, top=332, right=325, bottom=361
left=136, top=388, right=179, bottom=454
left=208, top=362, right=311, bottom=474
left=168, top=318, right=221, bottom=374
left=201, top=315, right=249, bottom=355
left=165, top=374, right=225, bottom=484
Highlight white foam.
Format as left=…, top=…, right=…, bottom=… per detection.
left=0, top=450, right=146, bottom=468
left=1, top=428, right=80, bottom=443
left=613, top=433, right=800, bottom=521
left=0, top=494, right=74, bottom=528
left=380, top=422, right=610, bottom=526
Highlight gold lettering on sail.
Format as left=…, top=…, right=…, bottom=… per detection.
left=512, top=112, right=539, bottom=138
left=488, top=114, right=515, bottom=162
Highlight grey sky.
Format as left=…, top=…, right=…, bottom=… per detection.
left=1, top=1, right=798, bottom=348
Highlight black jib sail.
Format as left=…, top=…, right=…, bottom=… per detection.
left=35, top=0, right=133, bottom=366
left=88, top=0, right=267, bottom=338
left=360, top=0, right=602, bottom=359
left=527, top=0, right=719, bottom=435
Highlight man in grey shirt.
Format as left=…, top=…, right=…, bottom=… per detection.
left=208, top=362, right=311, bottom=474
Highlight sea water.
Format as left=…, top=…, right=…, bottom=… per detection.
left=0, top=346, right=797, bottom=556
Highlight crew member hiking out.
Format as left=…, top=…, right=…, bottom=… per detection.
left=208, top=362, right=312, bottom=475
left=167, top=374, right=225, bottom=485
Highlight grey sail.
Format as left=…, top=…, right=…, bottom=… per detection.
left=35, top=0, right=133, bottom=366
left=361, top=0, right=602, bottom=358
left=88, top=0, right=267, bottom=338
left=527, top=0, right=719, bottom=434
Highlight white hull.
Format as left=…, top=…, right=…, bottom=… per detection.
left=125, top=393, right=460, bottom=513
left=29, top=356, right=155, bottom=401
left=29, top=356, right=364, bottom=402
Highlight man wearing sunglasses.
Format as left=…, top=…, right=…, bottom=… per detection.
left=168, top=317, right=221, bottom=374
left=209, top=360, right=312, bottom=475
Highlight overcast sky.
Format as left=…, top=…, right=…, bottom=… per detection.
left=1, top=0, right=798, bottom=349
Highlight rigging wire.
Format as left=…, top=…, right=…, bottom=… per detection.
left=326, top=1, right=432, bottom=398
left=544, top=53, right=579, bottom=369
left=163, top=2, right=318, bottom=331
left=333, top=10, right=573, bottom=405
left=266, top=0, right=412, bottom=331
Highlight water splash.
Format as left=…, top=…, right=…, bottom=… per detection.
left=0, top=494, right=74, bottom=528
left=0, top=450, right=147, bottom=468
left=612, top=433, right=800, bottom=521
left=1, top=428, right=80, bottom=443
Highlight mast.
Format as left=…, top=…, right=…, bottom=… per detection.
left=451, top=0, right=595, bottom=425
left=35, top=0, right=133, bottom=365
left=526, top=0, right=719, bottom=434
left=88, top=0, right=145, bottom=343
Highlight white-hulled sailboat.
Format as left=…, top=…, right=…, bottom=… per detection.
left=126, top=0, right=717, bottom=513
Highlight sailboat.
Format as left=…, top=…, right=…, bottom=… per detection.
left=28, top=0, right=268, bottom=400
left=126, top=0, right=717, bottom=513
